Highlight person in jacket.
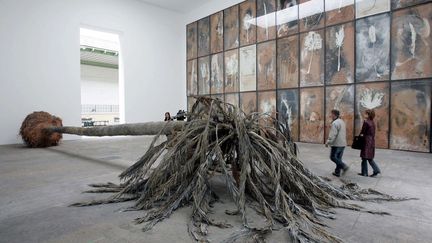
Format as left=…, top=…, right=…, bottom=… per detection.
left=325, top=109, right=349, bottom=177
left=358, top=109, right=381, bottom=177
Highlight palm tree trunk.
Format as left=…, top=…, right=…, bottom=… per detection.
left=46, top=121, right=185, bottom=137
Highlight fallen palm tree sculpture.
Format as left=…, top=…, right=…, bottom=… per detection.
left=20, top=97, right=413, bottom=242
left=19, top=111, right=185, bottom=148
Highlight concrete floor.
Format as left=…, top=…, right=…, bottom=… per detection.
left=0, top=136, right=431, bottom=243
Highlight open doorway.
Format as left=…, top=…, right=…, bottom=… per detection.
left=80, top=27, right=121, bottom=127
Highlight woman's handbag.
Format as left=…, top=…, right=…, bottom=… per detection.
left=351, top=136, right=365, bottom=150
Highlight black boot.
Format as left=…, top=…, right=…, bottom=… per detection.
left=370, top=172, right=381, bottom=177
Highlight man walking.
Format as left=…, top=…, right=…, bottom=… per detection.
left=325, top=109, right=349, bottom=177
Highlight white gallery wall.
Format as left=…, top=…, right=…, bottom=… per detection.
left=0, top=0, right=185, bottom=145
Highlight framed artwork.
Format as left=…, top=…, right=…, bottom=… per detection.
left=277, top=35, right=299, bottom=89
left=299, top=0, right=324, bottom=32
left=187, top=22, right=197, bottom=60
left=198, top=17, right=210, bottom=57
left=325, top=22, right=355, bottom=85
left=186, top=1, right=431, bottom=153
left=355, top=82, right=390, bottom=149
left=356, top=13, right=390, bottom=82
left=257, top=40, right=277, bottom=90
left=240, top=92, right=257, bottom=114
left=240, top=0, right=257, bottom=46
left=391, top=3, right=432, bottom=80
left=300, top=30, right=324, bottom=87
left=211, top=53, right=224, bottom=94
left=240, top=45, right=257, bottom=92
left=257, top=0, right=277, bottom=42
left=258, top=91, right=277, bottom=118
left=277, top=0, right=299, bottom=38
left=300, top=87, right=324, bottom=143
left=210, top=12, right=224, bottom=54
left=224, top=49, right=240, bottom=93
left=198, top=56, right=210, bottom=95
left=277, top=89, right=299, bottom=141
left=187, top=59, right=198, bottom=96
left=325, top=85, right=354, bottom=145
left=391, top=0, right=430, bottom=10
left=390, top=80, right=431, bottom=152
left=325, top=0, right=354, bottom=26
left=224, top=5, right=239, bottom=50
left=356, top=0, right=390, bottom=18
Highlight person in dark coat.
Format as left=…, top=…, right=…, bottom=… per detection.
left=358, top=109, right=381, bottom=177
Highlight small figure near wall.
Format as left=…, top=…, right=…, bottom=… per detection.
left=358, top=109, right=382, bottom=177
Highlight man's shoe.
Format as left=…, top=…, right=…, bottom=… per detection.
left=370, top=172, right=381, bottom=177
left=357, top=173, right=368, bottom=177
left=342, top=166, right=349, bottom=175
left=332, top=172, right=340, bottom=177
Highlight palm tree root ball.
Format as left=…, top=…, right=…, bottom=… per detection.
left=20, top=111, right=63, bottom=148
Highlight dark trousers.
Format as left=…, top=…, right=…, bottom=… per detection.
left=361, top=159, right=381, bottom=175
left=330, top=146, right=347, bottom=175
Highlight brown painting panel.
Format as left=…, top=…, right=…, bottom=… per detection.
left=257, top=0, right=277, bottom=42
left=240, top=45, right=257, bottom=92
left=299, top=0, right=324, bottom=32
left=300, top=87, right=324, bottom=143
left=325, top=0, right=354, bottom=26
left=224, top=49, right=239, bottom=93
left=258, top=40, right=277, bottom=90
left=240, top=0, right=257, bottom=46
left=258, top=91, right=277, bottom=118
left=325, top=22, right=355, bottom=85
left=187, top=59, right=198, bottom=96
left=300, top=30, right=324, bottom=87
left=391, top=3, right=432, bottom=80
left=355, top=13, right=390, bottom=82
left=390, top=80, right=431, bottom=152
left=277, top=35, right=299, bottom=89
left=198, top=17, right=210, bottom=57
left=355, top=82, right=390, bottom=149
left=198, top=56, right=210, bottom=95
left=240, top=92, right=257, bottom=114
left=187, top=22, right=197, bottom=60
left=211, top=53, right=224, bottom=94
left=224, top=5, right=239, bottom=50
left=325, top=85, right=354, bottom=145
left=210, top=12, right=224, bottom=54
left=277, top=0, right=299, bottom=37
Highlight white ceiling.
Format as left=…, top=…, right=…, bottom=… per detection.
left=138, top=0, right=209, bottom=13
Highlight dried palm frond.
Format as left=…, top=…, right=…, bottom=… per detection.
left=72, top=97, right=414, bottom=242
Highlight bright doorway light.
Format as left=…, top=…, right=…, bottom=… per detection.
left=79, top=27, right=123, bottom=127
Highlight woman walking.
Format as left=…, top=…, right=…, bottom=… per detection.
left=358, top=109, right=381, bottom=177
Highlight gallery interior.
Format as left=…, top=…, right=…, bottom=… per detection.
left=0, top=0, right=431, bottom=242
